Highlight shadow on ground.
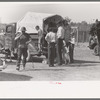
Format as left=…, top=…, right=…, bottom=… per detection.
left=74, top=59, right=100, bottom=64
left=6, top=61, right=16, bottom=65
left=5, top=57, right=100, bottom=68
left=68, top=64, right=98, bottom=67
left=29, top=56, right=43, bottom=62
left=5, top=56, right=44, bottom=66
left=25, top=68, right=65, bottom=72
left=0, top=72, right=32, bottom=81
left=67, top=59, right=100, bottom=67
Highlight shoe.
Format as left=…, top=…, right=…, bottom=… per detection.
left=52, top=64, right=54, bottom=67
left=49, top=65, right=52, bottom=67
left=70, top=60, right=74, bottom=63
left=57, top=63, right=62, bottom=66
left=49, top=65, right=54, bottom=67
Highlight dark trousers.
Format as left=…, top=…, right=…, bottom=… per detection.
left=17, top=47, right=28, bottom=67
left=56, top=38, right=63, bottom=65
left=69, top=43, right=74, bottom=63
left=48, top=42, right=55, bottom=66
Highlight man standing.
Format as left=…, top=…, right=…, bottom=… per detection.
left=45, top=27, right=56, bottom=67
left=56, top=21, right=65, bottom=65
left=15, top=27, right=31, bottom=71
left=35, top=26, right=43, bottom=52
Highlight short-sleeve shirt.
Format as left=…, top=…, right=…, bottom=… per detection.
left=57, top=26, right=65, bottom=39
left=70, top=37, right=75, bottom=44
left=45, top=31, right=56, bottom=43
left=38, top=29, right=43, bottom=43
left=18, top=33, right=31, bottom=48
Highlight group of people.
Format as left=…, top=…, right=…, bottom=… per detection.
left=88, top=33, right=98, bottom=49
left=36, top=21, right=75, bottom=67
left=13, top=20, right=75, bottom=71
left=1, top=19, right=100, bottom=71
left=89, top=19, right=100, bottom=56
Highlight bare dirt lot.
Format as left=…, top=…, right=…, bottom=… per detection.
left=1, top=43, right=100, bottom=81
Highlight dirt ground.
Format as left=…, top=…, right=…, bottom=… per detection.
left=0, top=43, right=100, bottom=81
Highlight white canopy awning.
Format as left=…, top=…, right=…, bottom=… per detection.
left=17, top=12, right=63, bottom=34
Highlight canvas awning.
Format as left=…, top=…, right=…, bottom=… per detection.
left=17, top=12, right=63, bottom=34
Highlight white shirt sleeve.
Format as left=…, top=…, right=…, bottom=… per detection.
left=57, top=27, right=64, bottom=39
left=71, top=37, right=75, bottom=44
left=45, top=33, right=50, bottom=43
left=57, top=27, right=62, bottom=39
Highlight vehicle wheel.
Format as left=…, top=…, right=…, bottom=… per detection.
left=26, top=50, right=31, bottom=61
left=94, top=45, right=99, bottom=56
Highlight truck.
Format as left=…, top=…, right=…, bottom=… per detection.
left=3, top=12, right=63, bottom=61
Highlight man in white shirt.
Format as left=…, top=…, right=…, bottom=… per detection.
left=35, top=26, right=43, bottom=51
left=45, top=27, right=56, bottom=67
left=56, top=21, right=65, bottom=65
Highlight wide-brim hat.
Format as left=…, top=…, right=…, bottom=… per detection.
left=21, top=27, right=27, bottom=31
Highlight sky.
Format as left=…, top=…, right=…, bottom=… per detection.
left=0, top=2, right=100, bottom=23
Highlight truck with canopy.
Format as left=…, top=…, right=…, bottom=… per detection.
left=5, top=12, right=63, bottom=61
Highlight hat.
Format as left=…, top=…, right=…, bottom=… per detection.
left=21, top=27, right=27, bottom=31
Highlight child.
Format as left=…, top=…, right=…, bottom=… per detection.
left=45, top=27, right=56, bottom=67
left=69, top=32, right=75, bottom=63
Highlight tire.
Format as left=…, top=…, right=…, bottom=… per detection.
left=94, top=45, right=99, bottom=56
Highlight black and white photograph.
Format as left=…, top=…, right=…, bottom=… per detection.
left=0, top=2, right=100, bottom=81
left=1, top=1, right=100, bottom=98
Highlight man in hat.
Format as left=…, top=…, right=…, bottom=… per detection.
left=15, top=27, right=31, bottom=71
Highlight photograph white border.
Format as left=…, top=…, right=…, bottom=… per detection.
left=0, top=1, right=100, bottom=98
